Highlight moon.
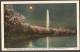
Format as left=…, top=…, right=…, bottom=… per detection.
left=27, top=5, right=35, bottom=12
left=29, top=6, right=33, bottom=10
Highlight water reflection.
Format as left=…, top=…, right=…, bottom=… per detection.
left=11, top=35, right=77, bottom=48
left=28, top=42, right=33, bottom=47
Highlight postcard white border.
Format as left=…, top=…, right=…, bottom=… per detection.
left=1, top=1, right=79, bottom=51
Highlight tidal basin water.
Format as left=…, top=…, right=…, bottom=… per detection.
left=11, top=35, right=77, bottom=48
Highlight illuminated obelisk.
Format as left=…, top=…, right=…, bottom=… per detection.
left=46, top=9, right=49, bottom=48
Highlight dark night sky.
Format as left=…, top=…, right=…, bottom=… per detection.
left=12, top=3, right=77, bottom=29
